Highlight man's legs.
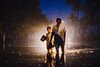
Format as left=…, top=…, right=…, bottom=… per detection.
left=61, top=42, right=65, bottom=63
left=55, top=45, right=59, bottom=61
left=55, top=45, right=60, bottom=67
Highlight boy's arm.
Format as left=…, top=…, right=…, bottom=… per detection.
left=40, top=35, right=46, bottom=42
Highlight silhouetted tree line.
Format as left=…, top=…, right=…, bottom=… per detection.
left=0, top=0, right=49, bottom=52
left=67, top=0, right=100, bottom=46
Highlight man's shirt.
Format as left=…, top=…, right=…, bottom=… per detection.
left=52, top=22, right=66, bottom=41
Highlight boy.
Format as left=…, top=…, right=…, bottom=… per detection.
left=41, top=26, right=55, bottom=67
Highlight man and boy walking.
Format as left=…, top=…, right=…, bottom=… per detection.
left=41, top=18, right=66, bottom=67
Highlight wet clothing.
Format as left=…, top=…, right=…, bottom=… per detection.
left=52, top=22, right=66, bottom=64
left=41, top=32, right=55, bottom=67
left=46, top=32, right=54, bottom=50
left=54, top=34, right=63, bottom=46
left=52, top=22, right=66, bottom=41
left=45, top=32, right=55, bottom=67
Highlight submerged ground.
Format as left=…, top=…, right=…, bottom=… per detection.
left=0, top=47, right=100, bottom=67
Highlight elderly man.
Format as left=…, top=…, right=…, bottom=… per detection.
left=52, top=18, right=66, bottom=64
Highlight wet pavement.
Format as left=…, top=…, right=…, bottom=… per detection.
left=0, top=47, right=100, bottom=67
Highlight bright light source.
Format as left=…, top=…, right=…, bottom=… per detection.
left=26, top=21, right=81, bottom=54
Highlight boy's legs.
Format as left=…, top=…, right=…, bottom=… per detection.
left=47, top=48, right=55, bottom=67
left=47, top=49, right=51, bottom=62
left=51, top=48, right=55, bottom=67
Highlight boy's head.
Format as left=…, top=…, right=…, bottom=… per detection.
left=47, top=26, right=51, bottom=33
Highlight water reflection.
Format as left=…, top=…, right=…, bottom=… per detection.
left=1, top=47, right=100, bottom=67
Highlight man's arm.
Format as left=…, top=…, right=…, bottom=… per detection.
left=64, top=28, right=66, bottom=42
left=64, top=32, right=66, bottom=42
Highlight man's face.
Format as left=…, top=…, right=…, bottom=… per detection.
left=56, top=20, right=61, bottom=26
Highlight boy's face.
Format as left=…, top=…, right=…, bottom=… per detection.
left=47, top=28, right=51, bottom=33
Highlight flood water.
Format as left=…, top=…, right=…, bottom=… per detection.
left=0, top=47, right=100, bottom=67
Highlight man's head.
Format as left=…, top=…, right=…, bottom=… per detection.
left=47, top=26, right=51, bottom=33
left=56, top=18, right=61, bottom=26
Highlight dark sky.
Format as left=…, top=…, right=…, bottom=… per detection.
left=40, top=0, right=72, bottom=22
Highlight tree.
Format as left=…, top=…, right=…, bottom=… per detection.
left=81, top=0, right=100, bottom=44
left=0, top=0, right=49, bottom=50
left=67, top=0, right=100, bottom=46
left=67, top=0, right=80, bottom=20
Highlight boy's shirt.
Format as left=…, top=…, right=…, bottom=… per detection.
left=46, top=32, right=54, bottom=49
